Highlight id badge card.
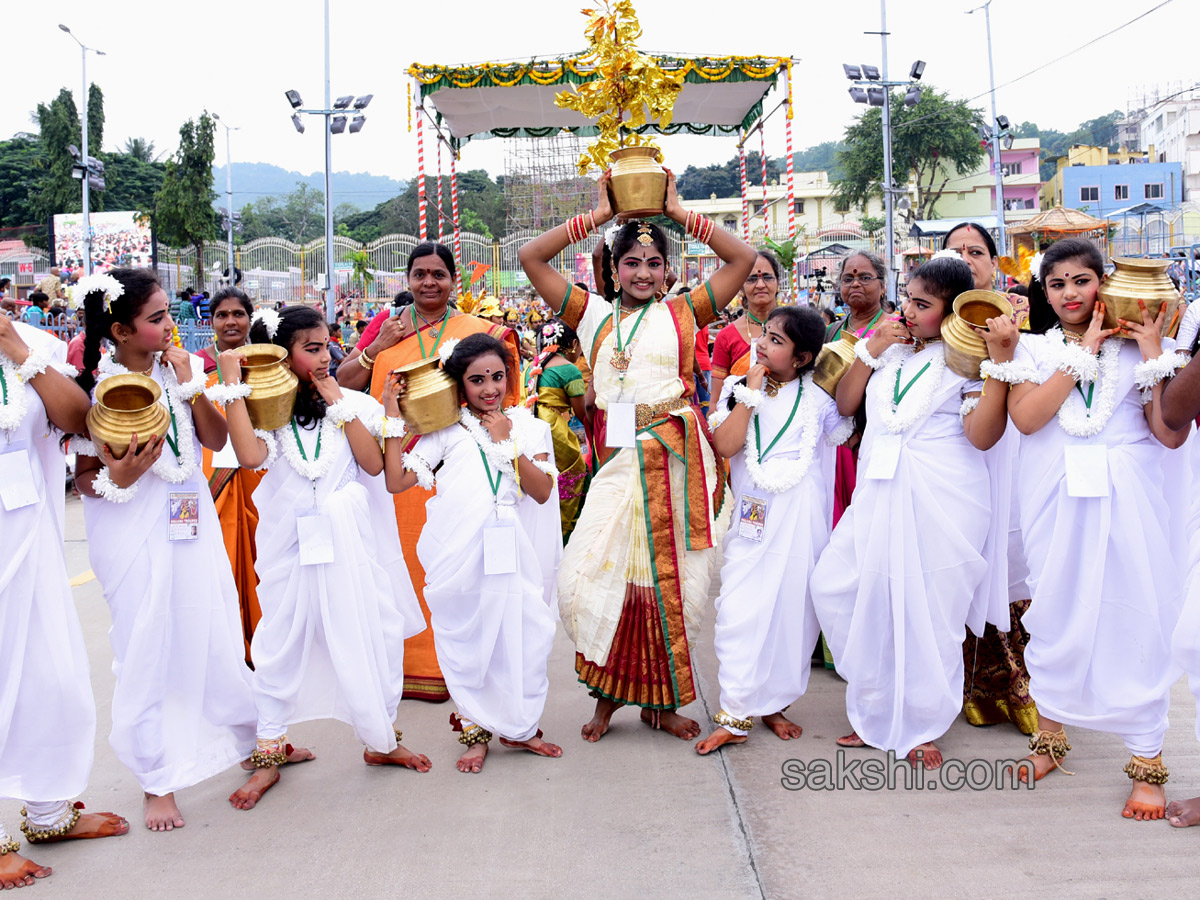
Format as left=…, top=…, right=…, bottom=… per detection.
left=168, top=490, right=200, bottom=541
left=483, top=509, right=518, bottom=575
left=210, top=437, right=240, bottom=469
left=1064, top=444, right=1110, bottom=498
left=607, top=391, right=637, bottom=448
left=865, top=433, right=902, bottom=480
left=297, top=508, right=336, bottom=565
left=0, top=441, right=39, bottom=511
left=737, top=493, right=768, bottom=543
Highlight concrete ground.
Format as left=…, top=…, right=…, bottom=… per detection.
left=5, top=495, right=1198, bottom=899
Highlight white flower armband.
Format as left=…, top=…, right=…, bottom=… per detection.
left=731, top=383, right=764, bottom=410
left=93, top=466, right=139, bottom=503
left=853, top=338, right=887, bottom=371
left=1055, top=343, right=1099, bottom=384
left=1133, top=352, right=1187, bottom=392
left=16, top=344, right=55, bottom=382
left=826, top=415, right=855, bottom=447
left=527, top=455, right=558, bottom=480
left=324, top=398, right=357, bottom=428
left=204, top=382, right=252, bottom=407
left=380, top=416, right=407, bottom=440
left=979, top=359, right=1040, bottom=384
left=958, top=396, right=981, bottom=424
left=172, top=370, right=207, bottom=402
left=402, top=452, right=436, bottom=489
left=251, top=429, right=278, bottom=471
left=70, top=436, right=99, bottom=458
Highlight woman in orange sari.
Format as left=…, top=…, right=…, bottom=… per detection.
left=196, top=287, right=263, bottom=664
left=709, top=251, right=782, bottom=404
left=337, top=242, right=520, bottom=702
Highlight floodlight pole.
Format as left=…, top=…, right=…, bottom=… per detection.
left=214, top=116, right=237, bottom=289
left=61, top=25, right=101, bottom=276
left=863, top=1, right=898, bottom=306
left=323, top=0, right=335, bottom=324
left=983, top=1, right=1008, bottom=259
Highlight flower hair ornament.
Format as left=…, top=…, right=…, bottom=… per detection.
left=1029, top=252, right=1044, bottom=283
left=75, top=273, right=124, bottom=313
left=252, top=308, right=281, bottom=340
left=437, top=336, right=460, bottom=365
left=931, top=248, right=963, bottom=262
left=604, top=222, right=623, bottom=251
left=541, top=321, right=564, bottom=344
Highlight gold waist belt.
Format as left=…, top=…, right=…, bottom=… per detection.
left=635, top=397, right=690, bottom=429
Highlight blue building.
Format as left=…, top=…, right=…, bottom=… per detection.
left=1062, top=161, right=1184, bottom=219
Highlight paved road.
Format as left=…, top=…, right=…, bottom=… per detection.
left=6, top=496, right=1198, bottom=899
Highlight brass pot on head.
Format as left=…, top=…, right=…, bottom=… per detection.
left=608, top=147, right=667, bottom=218
left=812, top=333, right=860, bottom=399
left=1099, top=257, right=1181, bottom=338
left=240, top=343, right=299, bottom=431
left=941, top=290, right=1014, bottom=379
left=395, top=357, right=460, bottom=435
left=86, top=374, right=171, bottom=459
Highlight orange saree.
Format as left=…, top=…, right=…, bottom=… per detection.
left=369, top=312, right=521, bottom=701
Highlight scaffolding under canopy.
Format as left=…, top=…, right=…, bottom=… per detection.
left=504, top=133, right=595, bottom=232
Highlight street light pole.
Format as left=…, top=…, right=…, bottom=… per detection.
left=972, top=0, right=1008, bottom=261
left=877, top=0, right=896, bottom=306
left=214, top=115, right=238, bottom=290
left=323, top=0, right=335, bottom=325
left=59, top=24, right=103, bottom=276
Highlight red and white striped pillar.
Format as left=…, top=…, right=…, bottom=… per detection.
left=760, top=128, right=769, bottom=238
left=786, top=61, right=798, bottom=295
left=416, top=95, right=427, bottom=242
left=450, top=145, right=462, bottom=295
left=436, top=138, right=444, bottom=242
left=739, top=137, right=750, bottom=243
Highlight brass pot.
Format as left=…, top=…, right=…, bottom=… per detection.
left=86, top=374, right=171, bottom=459
left=608, top=147, right=667, bottom=218
left=812, top=333, right=859, bottom=398
left=240, top=343, right=298, bottom=431
left=1100, top=257, right=1181, bottom=338
left=395, top=357, right=460, bottom=435
left=941, top=290, right=1014, bottom=379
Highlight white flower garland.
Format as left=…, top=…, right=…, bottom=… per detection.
left=252, top=308, right=281, bottom=339
left=403, top=451, right=435, bottom=489
left=740, top=375, right=828, bottom=494
left=97, top=353, right=198, bottom=484
left=1047, top=329, right=1121, bottom=438
left=93, top=466, right=138, bottom=503
left=75, top=273, right=124, bottom=312
left=958, top=396, right=981, bottom=424
left=1133, top=352, right=1186, bottom=391
left=979, top=358, right=1040, bottom=384
left=251, top=429, right=277, bottom=471
left=877, top=347, right=947, bottom=434
left=0, top=353, right=29, bottom=432
left=204, top=382, right=252, bottom=407
left=732, top=383, right=764, bottom=409
left=276, top=415, right=338, bottom=483
left=459, top=406, right=518, bottom=478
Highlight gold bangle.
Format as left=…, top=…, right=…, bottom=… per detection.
left=358, top=348, right=375, bottom=369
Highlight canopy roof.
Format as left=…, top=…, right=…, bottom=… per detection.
left=1007, top=205, right=1107, bottom=235
left=1106, top=202, right=1170, bottom=218
left=407, top=54, right=787, bottom=144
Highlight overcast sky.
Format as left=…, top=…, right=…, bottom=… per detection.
left=7, top=0, right=1193, bottom=202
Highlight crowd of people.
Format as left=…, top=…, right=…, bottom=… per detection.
left=7, top=169, right=1200, bottom=891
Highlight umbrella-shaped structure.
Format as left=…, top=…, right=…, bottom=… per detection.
left=1006, top=205, right=1109, bottom=255
left=405, top=52, right=794, bottom=291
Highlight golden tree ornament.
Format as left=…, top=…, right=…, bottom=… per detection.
left=554, top=1, right=684, bottom=175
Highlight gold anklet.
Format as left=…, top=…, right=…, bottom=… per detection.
left=1124, top=753, right=1169, bottom=785
left=0, top=838, right=21, bottom=855
left=394, top=729, right=403, bottom=744
left=19, top=803, right=82, bottom=843
left=713, top=711, right=754, bottom=732
left=1028, top=728, right=1074, bottom=775
left=250, top=736, right=288, bottom=768
left=457, top=724, right=493, bottom=746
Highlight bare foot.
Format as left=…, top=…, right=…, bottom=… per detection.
left=640, top=708, right=701, bottom=740
left=456, top=742, right=488, bottom=774
left=581, top=697, right=623, bottom=743
left=228, top=767, right=279, bottom=811
left=0, top=852, right=51, bottom=889
left=499, top=734, right=563, bottom=758
left=907, top=742, right=944, bottom=770
left=836, top=730, right=866, bottom=747
left=1122, top=780, right=1166, bottom=821
left=240, top=744, right=315, bottom=771
left=1167, top=797, right=1200, bottom=828
left=143, top=793, right=184, bottom=832
left=695, top=726, right=747, bottom=755
left=762, top=712, right=803, bottom=741
left=29, top=809, right=130, bottom=843
left=363, top=744, right=433, bottom=771
left=1018, top=750, right=1068, bottom=783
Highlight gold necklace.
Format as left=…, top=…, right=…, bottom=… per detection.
left=1062, top=328, right=1085, bottom=345
left=764, top=375, right=783, bottom=398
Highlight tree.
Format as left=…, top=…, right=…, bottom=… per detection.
left=238, top=182, right=325, bottom=244
left=155, top=113, right=219, bottom=260
left=32, top=89, right=84, bottom=226
left=87, top=83, right=104, bottom=169
left=676, top=152, right=782, bottom=201
left=345, top=248, right=374, bottom=295
left=100, top=152, right=165, bottom=215
left=121, top=137, right=158, bottom=163
left=0, top=136, right=47, bottom=239
left=833, top=86, right=985, bottom=223
left=860, top=216, right=886, bottom=235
